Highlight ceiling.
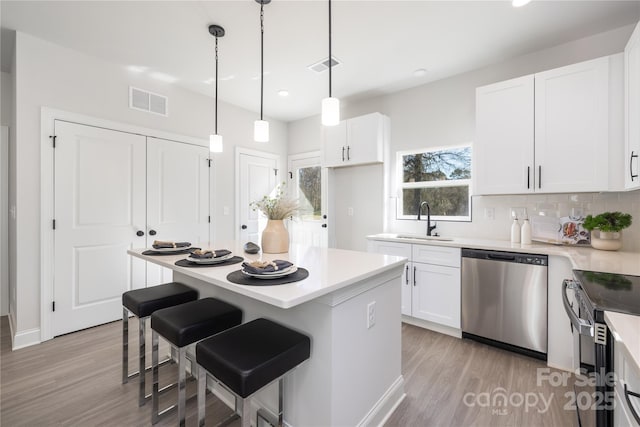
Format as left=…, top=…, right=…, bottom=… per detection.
left=2, top=1, right=640, bottom=122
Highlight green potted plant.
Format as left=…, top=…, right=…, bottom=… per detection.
left=582, top=211, right=633, bottom=251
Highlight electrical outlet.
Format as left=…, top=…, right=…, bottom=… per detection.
left=223, top=206, right=230, bottom=216
left=484, top=207, right=495, bottom=220
left=367, top=301, right=376, bottom=329
left=347, top=207, right=354, bottom=216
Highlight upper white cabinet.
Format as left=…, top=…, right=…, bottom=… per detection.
left=475, top=55, right=622, bottom=194
left=626, top=22, right=640, bottom=190
left=322, top=112, right=389, bottom=168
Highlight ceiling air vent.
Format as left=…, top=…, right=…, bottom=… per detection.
left=308, top=56, right=341, bottom=73
left=129, top=86, right=168, bottom=116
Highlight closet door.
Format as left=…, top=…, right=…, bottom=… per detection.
left=53, top=121, right=146, bottom=336
left=146, top=137, right=210, bottom=285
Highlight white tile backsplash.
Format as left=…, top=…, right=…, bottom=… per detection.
left=390, top=190, right=640, bottom=252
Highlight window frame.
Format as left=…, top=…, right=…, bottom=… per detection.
left=396, top=144, right=473, bottom=222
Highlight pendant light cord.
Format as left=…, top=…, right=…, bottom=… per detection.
left=214, top=36, right=219, bottom=135
left=328, top=0, right=332, bottom=98
left=260, top=2, right=265, bottom=121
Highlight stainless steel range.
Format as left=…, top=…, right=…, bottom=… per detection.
left=563, top=269, right=640, bottom=427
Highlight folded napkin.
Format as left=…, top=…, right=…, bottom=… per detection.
left=152, top=240, right=191, bottom=249
left=190, top=249, right=231, bottom=259
left=242, top=259, right=293, bottom=275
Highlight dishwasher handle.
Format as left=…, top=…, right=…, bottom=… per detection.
left=562, top=279, right=594, bottom=337
left=487, top=253, right=516, bottom=261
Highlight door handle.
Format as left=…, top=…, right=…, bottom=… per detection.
left=631, top=151, right=638, bottom=181
left=136, top=230, right=144, bottom=237
left=538, top=165, right=542, bottom=189
left=342, top=146, right=345, bottom=161
left=241, top=224, right=247, bottom=230
left=148, top=229, right=157, bottom=236
left=347, top=146, right=351, bottom=160
left=405, top=265, right=409, bottom=285
left=624, top=383, right=640, bottom=425
left=413, top=266, right=417, bottom=286
left=321, top=224, right=327, bottom=228
left=323, top=214, right=327, bottom=219
left=527, top=166, right=530, bottom=189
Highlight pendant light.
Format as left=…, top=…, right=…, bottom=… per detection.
left=209, top=24, right=225, bottom=152
left=321, top=0, right=340, bottom=126
left=254, top=0, right=270, bottom=142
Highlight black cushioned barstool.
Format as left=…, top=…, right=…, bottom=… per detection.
left=151, top=297, right=242, bottom=426
left=195, top=318, right=311, bottom=427
left=122, top=282, right=199, bottom=407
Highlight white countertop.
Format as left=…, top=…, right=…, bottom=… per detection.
left=128, top=241, right=406, bottom=309
left=367, top=233, right=640, bottom=276
left=605, top=311, right=640, bottom=372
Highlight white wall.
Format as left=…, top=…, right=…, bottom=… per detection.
left=11, top=32, right=287, bottom=343
left=1, top=71, right=11, bottom=316
left=288, top=24, right=640, bottom=252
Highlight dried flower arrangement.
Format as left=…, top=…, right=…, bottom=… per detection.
left=250, top=182, right=299, bottom=220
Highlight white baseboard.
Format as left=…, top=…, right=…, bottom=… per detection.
left=402, top=316, right=462, bottom=339
left=357, top=375, right=406, bottom=427
left=10, top=319, right=41, bottom=350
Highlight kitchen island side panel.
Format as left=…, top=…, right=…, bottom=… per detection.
left=172, top=266, right=404, bottom=426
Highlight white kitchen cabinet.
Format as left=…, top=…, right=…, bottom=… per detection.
left=367, top=240, right=412, bottom=315
left=475, top=75, right=535, bottom=194
left=322, top=112, right=388, bottom=168
left=626, top=21, right=640, bottom=190
left=475, top=55, right=621, bottom=194
left=367, top=240, right=461, bottom=329
left=411, top=262, right=460, bottom=328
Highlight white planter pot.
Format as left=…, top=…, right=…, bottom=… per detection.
left=590, top=230, right=623, bottom=251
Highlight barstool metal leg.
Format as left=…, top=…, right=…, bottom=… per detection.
left=178, top=347, right=187, bottom=427
left=277, top=378, right=284, bottom=427
left=241, top=397, right=251, bottom=427
left=122, top=307, right=129, bottom=384
left=139, top=317, right=147, bottom=407
left=198, top=365, right=206, bottom=427
left=152, top=330, right=160, bottom=423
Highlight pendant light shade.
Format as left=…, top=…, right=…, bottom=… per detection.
left=254, top=120, right=269, bottom=143
left=209, top=134, right=223, bottom=153
left=208, top=24, right=225, bottom=153
left=321, top=0, right=340, bottom=126
left=321, top=97, right=340, bottom=126
left=254, top=0, right=270, bottom=142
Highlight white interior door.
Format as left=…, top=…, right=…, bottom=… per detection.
left=146, top=137, right=210, bottom=285
left=288, top=152, right=328, bottom=247
left=53, top=121, right=146, bottom=336
left=236, top=149, right=278, bottom=243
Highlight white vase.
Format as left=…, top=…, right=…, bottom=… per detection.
left=261, top=219, right=289, bottom=254
left=590, top=230, right=623, bottom=251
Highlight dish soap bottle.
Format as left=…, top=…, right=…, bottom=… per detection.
left=510, top=218, right=521, bottom=243
left=521, top=218, right=532, bottom=245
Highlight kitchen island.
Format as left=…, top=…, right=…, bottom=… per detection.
left=129, top=241, right=406, bottom=427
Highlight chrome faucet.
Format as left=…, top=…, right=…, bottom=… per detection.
left=417, top=201, right=437, bottom=236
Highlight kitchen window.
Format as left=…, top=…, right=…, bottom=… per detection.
left=397, top=145, right=472, bottom=221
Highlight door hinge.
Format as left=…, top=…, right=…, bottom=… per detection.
left=52, top=219, right=56, bottom=230
left=208, top=215, right=211, bottom=223
left=274, top=168, right=278, bottom=176
left=289, top=171, right=293, bottom=179
left=49, top=135, right=57, bottom=148
left=208, top=158, right=212, bottom=167
left=52, top=301, right=56, bottom=312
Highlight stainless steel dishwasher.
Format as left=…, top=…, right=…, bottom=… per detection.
left=461, top=248, right=548, bottom=359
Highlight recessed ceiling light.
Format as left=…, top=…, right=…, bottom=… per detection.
left=413, top=68, right=428, bottom=77
left=150, top=72, right=178, bottom=83
left=512, top=0, right=531, bottom=7
left=277, top=89, right=289, bottom=97
left=127, top=65, right=148, bottom=73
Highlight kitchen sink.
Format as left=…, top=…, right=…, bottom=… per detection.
left=395, top=234, right=454, bottom=242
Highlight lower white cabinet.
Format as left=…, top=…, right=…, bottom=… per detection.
left=613, top=331, right=640, bottom=427
left=367, top=240, right=461, bottom=329
left=411, top=262, right=460, bottom=328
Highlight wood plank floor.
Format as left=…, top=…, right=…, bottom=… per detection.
left=1, top=318, right=578, bottom=426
